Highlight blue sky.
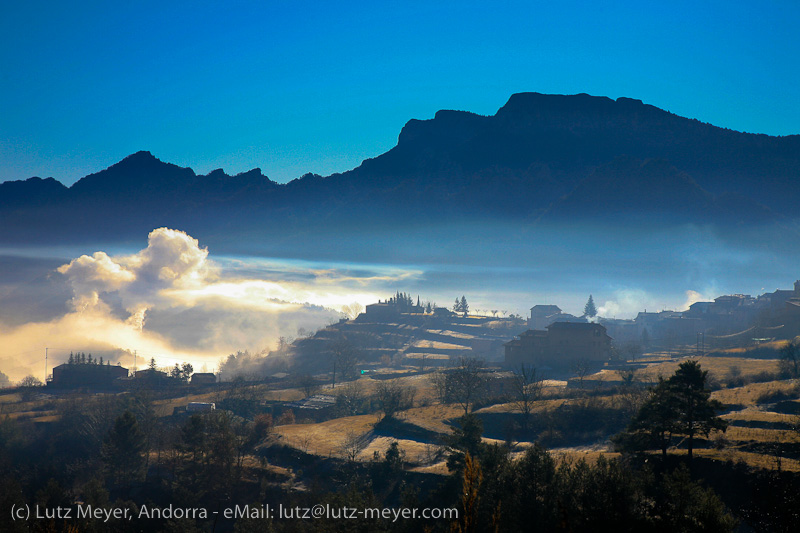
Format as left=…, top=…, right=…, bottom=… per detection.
left=2, top=0, right=798, bottom=185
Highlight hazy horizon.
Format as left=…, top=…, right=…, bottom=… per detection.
left=2, top=220, right=796, bottom=382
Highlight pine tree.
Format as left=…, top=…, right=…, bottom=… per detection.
left=615, top=360, right=727, bottom=461
left=667, top=360, right=727, bottom=460
left=454, top=298, right=462, bottom=313
left=460, top=296, right=469, bottom=317
left=68, top=352, right=75, bottom=365
left=181, top=362, right=194, bottom=382
left=584, top=295, right=597, bottom=318
left=102, top=411, right=146, bottom=485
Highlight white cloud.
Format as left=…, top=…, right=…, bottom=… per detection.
left=2, top=228, right=407, bottom=380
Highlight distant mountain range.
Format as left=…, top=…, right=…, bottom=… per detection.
left=2, top=92, right=799, bottom=250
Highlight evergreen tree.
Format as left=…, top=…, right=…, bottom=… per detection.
left=615, top=360, right=727, bottom=461
left=615, top=378, right=677, bottom=457
left=667, top=360, right=727, bottom=460
left=102, top=411, right=146, bottom=486
left=460, top=295, right=469, bottom=317
left=181, top=362, right=194, bottom=382
left=454, top=298, right=462, bottom=313
left=68, top=352, right=75, bottom=365
left=584, top=295, right=597, bottom=318
left=446, top=413, right=485, bottom=472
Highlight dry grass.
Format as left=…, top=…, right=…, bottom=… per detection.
left=475, top=397, right=570, bottom=414
left=679, top=448, right=800, bottom=472
left=715, top=340, right=786, bottom=354
left=723, top=426, right=797, bottom=444
left=0, top=392, right=21, bottom=403
left=4, top=409, right=58, bottom=420
left=722, top=407, right=795, bottom=424
left=273, top=415, right=377, bottom=457
left=636, top=356, right=778, bottom=382
left=360, top=436, right=444, bottom=465
left=712, top=379, right=797, bottom=405
left=398, top=404, right=462, bottom=434
left=409, top=462, right=450, bottom=475
left=411, top=340, right=469, bottom=350
left=424, top=329, right=476, bottom=340
left=551, top=450, right=621, bottom=465
left=403, top=353, right=451, bottom=360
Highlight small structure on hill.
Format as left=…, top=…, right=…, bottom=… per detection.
left=284, top=394, right=336, bottom=421
left=285, top=394, right=336, bottom=411
left=363, top=301, right=400, bottom=321
left=527, top=304, right=584, bottom=330
left=505, top=322, right=612, bottom=369
left=187, top=402, right=215, bottom=413
left=190, top=372, right=216, bottom=385
left=49, top=362, right=128, bottom=388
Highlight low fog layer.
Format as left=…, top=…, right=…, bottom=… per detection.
left=0, top=228, right=404, bottom=381
left=2, top=220, right=797, bottom=383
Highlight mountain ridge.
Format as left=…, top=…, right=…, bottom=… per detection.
left=1, top=92, right=798, bottom=248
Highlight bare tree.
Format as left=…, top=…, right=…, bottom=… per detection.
left=449, top=356, right=487, bottom=415
left=18, top=375, right=44, bottom=401
left=622, top=342, right=643, bottom=362
left=510, top=364, right=543, bottom=432
left=375, top=381, right=416, bottom=421
left=779, top=339, right=800, bottom=379
left=329, top=338, right=360, bottom=385
left=341, top=302, right=365, bottom=320
left=339, top=430, right=367, bottom=462
left=334, top=380, right=367, bottom=417
left=617, top=368, right=648, bottom=415
left=299, top=374, right=321, bottom=398
left=18, top=375, right=43, bottom=388
left=296, top=433, right=312, bottom=454
left=571, top=358, right=592, bottom=387
left=431, top=369, right=451, bottom=405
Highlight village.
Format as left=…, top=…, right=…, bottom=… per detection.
left=2, top=280, right=800, bottom=530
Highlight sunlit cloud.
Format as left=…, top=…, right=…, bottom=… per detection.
left=0, top=228, right=423, bottom=381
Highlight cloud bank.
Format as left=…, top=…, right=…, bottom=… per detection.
left=0, top=228, right=404, bottom=381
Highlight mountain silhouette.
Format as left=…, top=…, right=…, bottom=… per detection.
left=1, top=93, right=798, bottom=249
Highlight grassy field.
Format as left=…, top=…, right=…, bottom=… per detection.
left=2, top=346, right=797, bottom=477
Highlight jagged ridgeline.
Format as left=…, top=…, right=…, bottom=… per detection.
left=2, top=92, right=799, bottom=251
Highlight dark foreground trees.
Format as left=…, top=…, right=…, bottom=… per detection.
left=453, top=445, right=737, bottom=533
